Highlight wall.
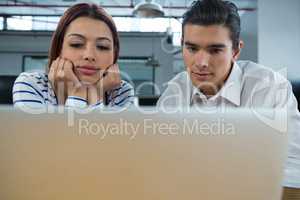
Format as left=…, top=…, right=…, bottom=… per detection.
left=239, top=10, right=258, bottom=62
left=0, top=31, right=174, bottom=95
left=258, top=0, right=300, bottom=80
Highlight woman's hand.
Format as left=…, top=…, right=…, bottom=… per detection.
left=48, top=57, right=87, bottom=104
left=87, top=63, right=121, bottom=104
left=100, top=63, right=122, bottom=94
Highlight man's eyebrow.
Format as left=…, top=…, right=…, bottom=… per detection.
left=207, top=44, right=227, bottom=48
left=67, top=33, right=112, bottom=42
left=184, top=41, right=227, bottom=49
left=184, top=41, right=198, bottom=47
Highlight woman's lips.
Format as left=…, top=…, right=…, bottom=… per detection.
left=77, top=66, right=99, bottom=76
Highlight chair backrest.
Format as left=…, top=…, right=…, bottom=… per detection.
left=0, top=75, right=17, bottom=104
left=138, top=96, right=159, bottom=106
left=291, top=80, right=300, bottom=111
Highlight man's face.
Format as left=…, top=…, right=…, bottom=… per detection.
left=182, top=24, right=241, bottom=96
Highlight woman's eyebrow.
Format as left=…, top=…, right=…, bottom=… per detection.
left=96, top=37, right=112, bottom=43
left=67, top=33, right=85, bottom=39
left=67, top=33, right=112, bottom=42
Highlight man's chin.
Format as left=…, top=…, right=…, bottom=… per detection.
left=191, top=79, right=213, bottom=88
left=192, top=79, right=219, bottom=92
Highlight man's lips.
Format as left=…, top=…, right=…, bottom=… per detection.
left=77, top=66, right=100, bottom=76
left=192, top=71, right=213, bottom=80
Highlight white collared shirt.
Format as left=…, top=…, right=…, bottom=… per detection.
left=191, top=62, right=242, bottom=107
left=157, top=60, right=300, bottom=187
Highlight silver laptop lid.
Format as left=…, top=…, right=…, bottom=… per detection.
left=0, top=107, right=288, bottom=200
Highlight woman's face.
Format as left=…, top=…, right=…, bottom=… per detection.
left=61, top=16, right=114, bottom=85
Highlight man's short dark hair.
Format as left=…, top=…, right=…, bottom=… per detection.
left=182, top=0, right=241, bottom=49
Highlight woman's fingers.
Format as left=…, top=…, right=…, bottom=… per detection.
left=48, top=57, right=59, bottom=89
left=56, top=57, right=65, bottom=81
left=97, top=63, right=121, bottom=92
left=63, top=59, right=88, bottom=100
left=55, top=58, right=67, bottom=102
left=108, top=63, right=119, bottom=73
left=108, top=63, right=121, bottom=85
left=104, top=64, right=120, bottom=80
left=48, top=57, right=87, bottom=104
left=99, top=63, right=113, bottom=79
left=87, top=85, right=99, bottom=105
left=64, top=59, right=81, bottom=89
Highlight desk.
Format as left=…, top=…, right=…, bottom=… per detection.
left=282, top=187, right=300, bottom=200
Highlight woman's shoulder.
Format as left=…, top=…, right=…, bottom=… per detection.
left=15, top=71, right=49, bottom=85
left=13, top=71, right=52, bottom=102
left=111, top=80, right=134, bottom=94
left=108, top=80, right=135, bottom=106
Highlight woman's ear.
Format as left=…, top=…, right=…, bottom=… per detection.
left=232, top=40, right=244, bottom=61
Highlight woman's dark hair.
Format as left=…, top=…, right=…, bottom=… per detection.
left=182, top=0, right=241, bottom=49
left=47, top=3, right=119, bottom=71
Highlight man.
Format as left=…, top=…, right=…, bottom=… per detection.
left=157, top=0, right=300, bottom=198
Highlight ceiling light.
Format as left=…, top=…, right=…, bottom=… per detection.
left=133, top=0, right=165, bottom=18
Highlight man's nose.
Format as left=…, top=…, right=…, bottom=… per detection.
left=194, top=50, right=209, bottom=69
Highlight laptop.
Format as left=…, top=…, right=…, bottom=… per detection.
left=0, top=106, right=288, bottom=200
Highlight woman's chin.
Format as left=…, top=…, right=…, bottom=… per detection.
left=80, top=81, right=93, bottom=86
left=78, top=75, right=98, bottom=86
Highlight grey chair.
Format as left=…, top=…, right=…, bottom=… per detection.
left=0, top=75, right=17, bottom=104
left=291, top=80, right=300, bottom=111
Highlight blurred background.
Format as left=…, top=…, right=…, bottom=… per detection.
left=0, top=0, right=299, bottom=106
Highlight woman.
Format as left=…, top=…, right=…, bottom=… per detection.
left=13, top=3, right=134, bottom=108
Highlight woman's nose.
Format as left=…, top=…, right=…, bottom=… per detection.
left=83, top=46, right=96, bottom=62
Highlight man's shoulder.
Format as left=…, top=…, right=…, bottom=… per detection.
left=237, top=60, right=288, bottom=84
left=168, top=71, right=189, bottom=84
left=157, top=71, right=191, bottom=107
left=238, top=60, right=274, bottom=74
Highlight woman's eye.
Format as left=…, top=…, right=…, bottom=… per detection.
left=69, top=43, right=83, bottom=48
left=97, top=45, right=110, bottom=50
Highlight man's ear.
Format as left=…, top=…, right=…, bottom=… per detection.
left=233, top=40, right=244, bottom=61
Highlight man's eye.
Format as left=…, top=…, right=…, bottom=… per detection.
left=186, top=46, right=197, bottom=53
left=69, top=43, right=83, bottom=48
left=209, top=48, right=222, bottom=54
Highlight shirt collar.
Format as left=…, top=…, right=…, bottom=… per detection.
left=191, top=62, right=242, bottom=106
